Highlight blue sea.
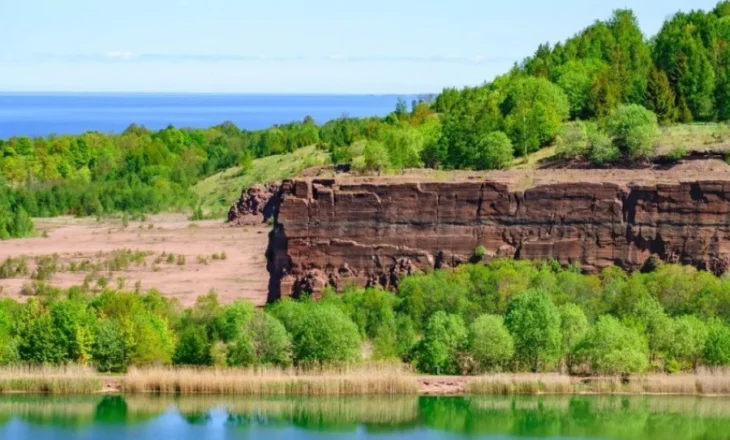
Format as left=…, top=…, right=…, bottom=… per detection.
left=0, top=93, right=418, bottom=139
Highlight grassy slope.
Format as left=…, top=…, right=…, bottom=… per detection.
left=193, top=145, right=331, bottom=216
left=514, top=122, right=730, bottom=169
left=656, top=122, right=730, bottom=155
left=192, top=123, right=729, bottom=214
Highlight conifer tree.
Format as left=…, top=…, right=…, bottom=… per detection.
left=646, top=67, right=678, bottom=124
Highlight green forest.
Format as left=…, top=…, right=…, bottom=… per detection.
left=2, top=3, right=730, bottom=238
left=0, top=259, right=729, bottom=375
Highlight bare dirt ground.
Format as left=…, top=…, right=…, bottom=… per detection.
left=0, top=215, right=270, bottom=306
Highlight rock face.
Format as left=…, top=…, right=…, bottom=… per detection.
left=266, top=175, right=730, bottom=300
left=228, top=184, right=280, bottom=226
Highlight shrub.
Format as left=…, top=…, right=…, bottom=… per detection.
left=473, top=245, right=487, bottom=260
left=476, top=131, right=513, bottom=170
left=246, top=311, right=292, bottom=366
left=396, top=270, right=473, bottom=331
left=573, top=315, right=649, bottom=375
left=227, top=330, right=255, bottom=367
left=606, top=104, right=659, bottom=159
left=555, top=122, right=590, bottom=159
left=504, top=289, right=561, bottom=372
left=501, top=77, right=570, bottom=155
left=665, top=144, right=687, bottom=162
left=267, top=297, right=308, bottom=335
left=559, top=304, right=588, bottom=369
left=19, top=314, right=65, bottom=364
left=668, top=315, right=708, bottom=370
left=292, top=304, right=361, bottom=364
left=588, top=130, right=621, bottom=165
left=394, top=315, right=419, bottom=360
left=129, top=313, right=175, bottom=366
left=704, top=320, right=730, bottom=366
left=93, top=320, right=130, bottom=373
left=414, top=311, right=468, bottom=374
left=215, top=301, right=254, bottom=342
left=50, top=300, right=94, bottom=364
left=360, top=141, right=390, bottom=173
left=468, top=314, right=514, bottom=372
left=173, top=327, right=212, bottom=366
left=381, top=127, right=424, bottom=169
left=341, top=287, right=397, bottom=339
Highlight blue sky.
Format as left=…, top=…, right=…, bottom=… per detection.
left=0, top=0, right=720, bottom=94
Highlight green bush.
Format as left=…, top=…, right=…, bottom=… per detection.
left=359, top=141, right=390, bottom=173
left=341, top=287, right=397, bottom=340
left=588, top=130, right=621, bottom=165
left=381, top=127, right=424, bottom=169
left=128, top=313, right=175, bottom=366
left=555, top=122, right=590, bottom=159
left=559, top=304, right=588, bottom=369
left=93, top=320, right=130, bottom=373
left=504, top=289, right=562, bottom=372
left=703, top=320, right=730, bottom=366
left=292, top=304, right=361, bottom=364
left=173, top=327, right=212, bottom=366
left=473, top=245, right=487, bottom=260
left=226, top=332, right=254, bottom=367
left=573, top=315, right=649, bottom=375
left=468, top=314, right=514, bottom=372
left=246, top=311, right=292, bottom=366
left=215, top=301, right=254, bottom=342
left=665, top=144, right=687, bottom=162
left=267, top=297, right=308, bottom=335
left=668, top=315, right=708, bottom=370
left=501, top=77, right=570, bottom=156
left=475, top=131, right=513, bottom=170
left=19, top=314, right=66, bottom=364
left=414, top=311, right=468, bottom=375
left=606, top=104, right=659, bottom=159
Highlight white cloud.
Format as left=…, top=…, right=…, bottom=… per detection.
left=36, top=52, right=514, bottom=65
left=103, top=51, right=135, bottom=60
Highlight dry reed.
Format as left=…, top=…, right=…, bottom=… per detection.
left=120, top=363, right=419, bottom=395
left=0, top=365, right=102, bottom=394
left=466, top=369, right=730, bottom=396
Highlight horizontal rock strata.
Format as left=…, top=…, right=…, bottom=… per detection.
left=266, top=176, right=730, bottom=299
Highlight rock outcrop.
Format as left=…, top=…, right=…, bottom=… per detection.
left=228, top=184, right=280, bottom=226
left=266, top=166, right=730, bottom=300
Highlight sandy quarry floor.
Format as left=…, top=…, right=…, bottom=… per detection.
left=0, top=215, right=270, bottom=306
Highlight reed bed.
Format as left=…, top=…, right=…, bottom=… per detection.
left=120, top=363, right=419, bottom=395
left=0, top=364, right=729, bottom=397
left=0, top=366, right=102, bottom=395
left=466, top=369, right=730, bottom=396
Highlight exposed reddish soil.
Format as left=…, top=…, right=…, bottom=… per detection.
left=0, top=216, right=270, bottom=306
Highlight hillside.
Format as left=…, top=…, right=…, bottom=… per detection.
left=192, top=145, right=331, bottom=216
left=3, top=2, right=730, bottom=238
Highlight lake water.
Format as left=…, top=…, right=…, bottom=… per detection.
left=0, top=394, right=728, bottom=439
left=0, top=93, right=418, bottom=139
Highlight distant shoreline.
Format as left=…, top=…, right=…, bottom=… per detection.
left=0, top=93, right=421, bottom=139
left=0, top=91, right=426, bottom=97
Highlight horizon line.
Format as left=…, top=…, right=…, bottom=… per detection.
left=0, top=90, right=439, bottom=97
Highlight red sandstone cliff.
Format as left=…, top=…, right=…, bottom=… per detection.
left=266, top=164, right=730, bottom=299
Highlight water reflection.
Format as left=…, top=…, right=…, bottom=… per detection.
left=0, top=394, right=728, bottom=439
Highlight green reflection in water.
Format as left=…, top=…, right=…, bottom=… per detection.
left=0, top=394, right=728, bottom=439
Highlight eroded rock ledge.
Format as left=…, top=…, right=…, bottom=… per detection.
left=266, top=165, right=730, bottom=300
